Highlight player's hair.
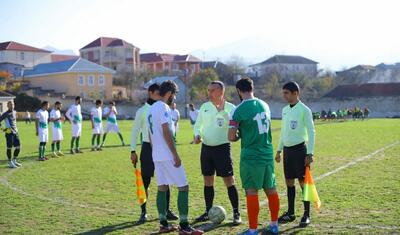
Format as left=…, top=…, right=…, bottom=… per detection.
left=148, top=83, right=160, bottom=93
left=75, top=96, right=81, bottom=101
left=159, top=80, right=179, bottom=97
left=95, top=99, right=102, bottom=105
left=55, top=101, right=61, bottom=106
left=210, top=81, right=225, bottom=90
left=41, top=101, right=49, bottom=107
left=189, top=103, right=194, bottom=108
left=109, top=101, right=115, bottom=105
left=235, top=77, right=254, bottom=92
left=7, top=101, right=13, bottom=105
left=282, top=81, right=300, bottom=93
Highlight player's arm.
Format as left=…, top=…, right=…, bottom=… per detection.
left=113, top=106, right=118, bottom=115
left=162, top=122, right=181, bottom=167
left=228, top=109, right=240, bottom=142
left=304, top=108, right=316, bottom=166
left=275, top=112, right=285, bottom=163
left=65, top=107, right=73, bottom=123
left=130, top=108, right=143, bottom=167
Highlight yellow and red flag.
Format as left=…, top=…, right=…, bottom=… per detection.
left=303, top=166, right=321, bottom=211
left=135, top=168, right=147, bottom=205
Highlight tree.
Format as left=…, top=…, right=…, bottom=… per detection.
left=190, top=68, right=219, bottom=101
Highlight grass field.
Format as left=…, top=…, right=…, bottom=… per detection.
left=0, top=118, right=399, bottom=234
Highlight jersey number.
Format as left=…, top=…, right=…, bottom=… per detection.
left=148, top=115, right=153, bottom=134
left=253, top=112, right=269, bottom=134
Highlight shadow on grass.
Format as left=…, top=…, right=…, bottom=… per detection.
left=76, top=218, right=158, bottom=235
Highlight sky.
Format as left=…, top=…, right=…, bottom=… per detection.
left=1, top=0, right=400, bottom=70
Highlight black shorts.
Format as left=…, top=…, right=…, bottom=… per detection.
left=140, top=142, right=155, bottom=177
left=201, top=143, right=233, bottom=177
left=6, top=133, right=20, bottom=148
left=283, top=142, right=307, bottom=180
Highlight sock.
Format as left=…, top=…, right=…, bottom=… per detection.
left=178, top=190, right=189, bottom=224
left=91, top=135, right=96, bottom=147
left=157, top=191, right=167, bottom=222
left=51, top=143, right=55, bottom=153
left=56, top=142, right=61, bottom=152
left=227, top=185, right=239, bottom=214
left=118, top=132, right=124, bottom=144
left=287, top=186, right=296, bottom=215
left=141, top=176, right=151, bottom=214
left=75, top=137, right=80, bottom=150
left=42, top=143, right=47, bottom=156
left=166, top=188, right=171, bottom=211
left=7, top=148, right=12, bottom=160
left=267, top=192, right=280, bottom=222
left=204, top=186, right=214, bottom=212
left=302, top=188, right=310, bottom=217
left=96, top=135, right=101, bottom=147
left=13, top=147, right=20, bottom=158
left=102, top=134, right=107, bottom=145
left=70, top=137, right=75, bottom=150
left=246, top=194, right=259, bottom=230
left=141, top=202, right=147, bottom=214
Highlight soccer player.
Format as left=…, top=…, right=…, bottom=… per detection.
left=193, top=81, right=241, bottom=225
left=147, top=80, right=203, bottom=234
left=49, top=101, right=64, bottom=157
left=90, top=99, right=103, bottom=151
left=101, top=101, right=125, bottom=147
left=188, top=103, right=199, bottom=144
left=131, top=83, right=178, bottom=223
left=170, top=102, right=180, bottom=137
left=36, top=101, right=50, bottom=161
left=0, top=101, right=22, bottom=168
left=228, top=77, right=280, bottom=235
left=275, top=81, right=315, bottom=228
left=66, top=96, right=83, bottom=154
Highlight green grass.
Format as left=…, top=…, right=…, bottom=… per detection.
left=0, top=119, right=399, bottom=234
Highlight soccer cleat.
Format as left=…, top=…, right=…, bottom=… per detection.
left=265, top=224, right=279, bottom=235
left=70, top=149, right=75, bottom=155
left=38, top=157, right=46, bottom=161
left=166, top=210, right=179, bottom=220
left=158, top=222, right=177, bottom=233
left=57, top=151, right=64, bottom=156
left=8, top=160, right=17, bottom=168
left=75, top=149, right=83, bottom=154
left=138, top=212, right=148, bottom=223
left=194, top=212, right=209, bottom=222
left=278, top=211, right=296, bottom=223
left=237, top=229, right=258, bottom=235
left=178, top=225, right=204, bottom=235
left=91, top=147, right=96, bottom=151
left=51, top=152, right=58, bottom=158
left=299, top=214, right=311, bottom=228
left=97, top=147, right=103, bottom=151
left=12, top=159, right=22, bottom=167
left=232, top=212, right=242, bottom=225
left=44, top=157, right=49, bottom=160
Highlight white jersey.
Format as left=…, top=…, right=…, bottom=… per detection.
left=189, top=109, right=199, bottom=124
left=91, top=106, right=103, bottom=134
left=66, top=104, right=82, bottom=124
left=170, top=108, right=180, bottom=134
left=147, top=101, right=175, bottom=162
left=36, top=109, right=49, bottom=142
left=50, top=109, right=63, bottom=141
left=104, top=106, right=117, bottom=124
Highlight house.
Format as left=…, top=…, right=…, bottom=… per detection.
left=0, top=90, right=15, bottom=113
left=80, top=37, right=140, bottom=78
left=144, top=76, right=186, bottom=103
left=0, top=62, right=24, bottom=79
left=0, top=41, right=52, bottom=68
left=140, top=53, right=201, bottom=77
left=336, top=64, right=400, bottom=84
left=324, top=83, right=400, bottom=98
left=23, top=58, right=115, bottom=100
left=249, top=55, right=318, bottom=79
left=200, top=61, right=232, bottom=83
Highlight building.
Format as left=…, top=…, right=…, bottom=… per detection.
left=0, top=62, right=24, bottom=79
left=324, top=83, right=400, bottom=98
left=0, top=91, right=15, bottom=113
left=0, top=41, right=52, bottom=68
left=80, top=37, right=140, bottom=77
left=144, top=76, right=186, bottom=103
left=23, top=58, right=115, bottom=100
left=336, top=64, right=400, bottom=84
left=140, top=53, right=201, bottom=77
left=51, top=54, right=79, bottom=62
left=249, top=55, right=318, bottom=79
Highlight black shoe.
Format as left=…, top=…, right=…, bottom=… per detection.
left=194, top=212, right=209, bottom=222
left=299, top=214, right=311, bottom=228
left=278, top=211, right=296, bottom=224
left=166, top=210, right=179, bottom=220
left=138, top=212, right=148, bottom=223
left=232, top=212, right=242, bottom=225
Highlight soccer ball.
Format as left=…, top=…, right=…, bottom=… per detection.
left=208, top=206, right=226, bottom=224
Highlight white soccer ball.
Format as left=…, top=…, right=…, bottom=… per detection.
left=208, top=205, right=227, bottom=224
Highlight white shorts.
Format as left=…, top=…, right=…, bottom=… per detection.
left=154, top=160, right=188, bottom=187
left=38, top=128, right=49, bottom=142
left=105, top=123, right=119, bottom=133
left=72, top=123, right=82, bottom=137
left=52, top=128, right=63, bottom=141
left=92, top=123, right=103, bottom=135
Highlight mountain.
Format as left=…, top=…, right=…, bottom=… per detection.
left=43, top=46, right=76, bottom=55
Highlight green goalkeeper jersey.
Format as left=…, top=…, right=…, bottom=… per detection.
left=231, top=98, right=273, bottom=164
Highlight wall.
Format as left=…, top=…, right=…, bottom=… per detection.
left=1, top=50, right=52, bottom=67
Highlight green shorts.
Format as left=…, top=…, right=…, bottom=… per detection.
left=240, top=160, right=276, bottom=190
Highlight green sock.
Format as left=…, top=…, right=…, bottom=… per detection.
left=56, top=142, right=61, bottom=152
left=38, top=146, right=42, bottom=158
left=70, top=138, right=75, bottom=150
left=96, top=135, right=101, bottom=147
left=157, top=191, right=167, bottom=222
left=42, top=145, right=46, bottom=157
left=51, top=143, right=55, bottom=153
left=118, top=132, right=124, bottom=144
left=91, top=135, right=96, bottom=147
left=76, top=137, right=80, bottom=149
left=102, top=134, right=107, bottom=145
left=178, top=190, right=189, bottom=223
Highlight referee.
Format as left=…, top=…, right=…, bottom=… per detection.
left=193, top=81, right=241, bottom=225
left=275, top=81, right=315, bottom=228
left=130, top=83, right=178, bottom=223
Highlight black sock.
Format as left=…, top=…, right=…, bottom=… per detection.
left=166, top=188, right=171, bottom=211
left=287, top=186, right=296, bottom=215
left=204, top=186, right=214, bottom=212
left=302, top=187, right=310, bottom=217
left=91, top=135, right=96, bottom=147
left=227, top=185, right=239, bottom=214
left=96, top=135, right=101, bottom=146
left=141, top=176, right=151, bottom=213
left=56, top=142, right=60, bottom=152
left=118, top=132, right=124, bottom=144
left=14, top=147, right=20, bottom=158
left=102, top=134, right=107, bottom=145
left=7, top=149, right=12, bottom=160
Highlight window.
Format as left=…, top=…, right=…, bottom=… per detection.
left=78, top=75, right=85, bottom=86
left=98, top=74, right=105, bottom=86
left=93, top=50, right=100, bottom=60
left=0, top=51, right=4, bottom=61
left=87, top=75, right=95, bottom=86
left=20, top=52, right=25, bottom=60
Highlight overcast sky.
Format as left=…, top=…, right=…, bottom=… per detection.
left=1, top=0, right=399, bottom=69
